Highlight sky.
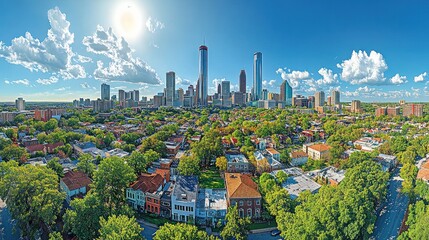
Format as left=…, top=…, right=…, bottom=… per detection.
left=1, top=0, right=429, bottom=102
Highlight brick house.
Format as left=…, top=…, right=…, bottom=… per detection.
left=224, top=173, right=262, bottom=219
left=60, top=170, right=92, bottom=203
left=127, top=173, right=165, bottom=214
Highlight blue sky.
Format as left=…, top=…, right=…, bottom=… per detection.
left=1, top=0, right=429, bottom=102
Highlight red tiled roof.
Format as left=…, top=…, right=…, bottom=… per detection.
left=130, top=173, right=164, bottom=193
left=308, top=144, right=331, bottom=152
left=225, top=173, right=261, bottom=199
left=61, top=171, right=92, bottom=191
left=26, top=144, right=45, bottom=153
left=291, top=151, right=308, bottom=158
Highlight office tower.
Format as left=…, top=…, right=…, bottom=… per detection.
left=331, top=90, right=340, bottom=105
left=217, top=83, right=221, bottom=95
left=141, top=96, right=148, bottom=102
left=177, top=88, right=184, bottom=106
left=268, top=93, right=279, bottom=101
left=165, top=71, right=175, bottom=106
left=280, top=80, right=293, bottom=106
left=198, top=45, right=208, bottom=106
left=232, top=92, right=245, bottom=106
left=327, top=96, right=332, bottom=106
left=118, top=90, right=125, bottom=101
left=239, top=70, right=246, bottom=93
left=129, top=91, right=135, bottom=102
left=15, top=98, right=25, bottom=111
left=153, top=95, right=164, bottom=108
left=403, top=104, right=423, bottom=117
left=92, top=99, right=113, bottom=113
left=134, top=90, right=140, bottom=102
left=292, top=95, right=308, bottom=107
left=351, top=100, right=362, bottom=113
left=221, top=81, right=230, bottom=100
left=111, top=95, right=117, bottom=101
left=84, top=99, right=91, bottom=106
left=308, top=96, right=315, bottom=108
left=314, top=91, right=325, bottom=108
left=79, top=98, right=84, bottom=106
left=253, top=52, right=262, bottom=101
left=261, top=89, right=268, bottom=100
left=101, top=83, right=110, bottom=100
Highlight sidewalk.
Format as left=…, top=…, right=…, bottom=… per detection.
left=137, top=219, right=159, bottom=229
left=249, top=227, right=277, bottom=234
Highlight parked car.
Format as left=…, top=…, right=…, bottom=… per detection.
left=271, top=229, right=281, bottom=236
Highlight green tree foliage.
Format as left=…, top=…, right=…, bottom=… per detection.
left=98, top=215, right=143, bottom=240
left=48, top=232, right=63, bottom=240
left=399, top=201, right=429, bottom=240
left=221, top=205, right=251, bottom=240
left=47, top=157, right=64, bottom=178
left=0, top=162, right=65, bottom=239
left=154, top=223, right=216, bottom=240
left=0, top=137, right=12, bottom=151
left=0, top=145, right=28, bottom=163
left=126, top=150, right=159, bottom=175
left=400, top=163, right=418, bottom=197
left=191, top=130, right=223, bottom=166
left=44, top=118, right=59, bottom=131
left=64, top=193, right=108, bottom=240
left=92, top=156, right=136, bottom=214
left=215, top=156, right=227, bottom=171
left=121, top=132, right=140, bottom=145
left=77, top=153, right=96, bottom=177
left=178, top=155, right=200, bottom=176
left=140, top=137, right=167, bottom=157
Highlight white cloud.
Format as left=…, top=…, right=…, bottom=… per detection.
left=76, top=55, right=92, bottom=63
left=390, top=74, right=407, bottom=84
left=414, top=72, right=427, bottom=82
left=176, top=76, right=191, bottom=86
left=276, top=68, right=312, bottom=89
left=146, top=17, right=165, bottom=33
left=80, top=82, right=90, bottom=89
left=55, top=87, right=69, bottom=91
left=82, top=25, right=161, bottom=85
left=0, top=7, right=86, bottom=80
left=315, top=68, right=338, bottom=85
left=268, top=80, right=276, bottom=86
left=5, top=79, right=30, bottom=86
left=337, top=50, right=388, bottom=85
left=357, top=86, right=375, bottom=93
left=36, top=76, right=59, bottom=85
left=210, top=78, right=225, bottom=95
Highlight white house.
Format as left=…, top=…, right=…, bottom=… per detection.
left=60, top=170, right=92, bottom=203
left=171, top=175, right=198, bottom=223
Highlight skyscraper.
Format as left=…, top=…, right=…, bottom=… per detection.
left=133, top=90, right=140, bottom=102
left=239, top=70, right=246, bottom=93
left=280, top=80, right=293, bottom=106
left=198, top=45, right=208, bottom=106
left=15, top=97, right=25, bottom=111
left=315, top=91, right=325, bottom=108
left=221, top=80, right=230, bottom=100
left=166, top=71, right=175, bottom=106
left=101, top=83, right=110, bottom=100
left=253, top=52, right=262, bottom=101
left=331, top=90, right=340, bottom=106
left=118, top=90, right=125, bottom=101
left=261, top=89, right=268, bottom=100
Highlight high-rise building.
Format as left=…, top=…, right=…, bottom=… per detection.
left=387, top=107, right=400, bottom=117
left=280, top=80, right=293, bottom=106
left=177, top=88, right=184, bottom=106
left=292, top=95, right=309, bottom=107
left=221, top=81, right=230, bottom=100
left=268, top=93, right=279, bottom=101
left=232, top=92, right=245, bottom=106
left=101, top=83, right=110, bottom=100
left=165, top=71, right=175, bottom=106
left=198, top=45, right=208, bottom=106
left=111, top=95, right=117, bottom=101
left=15, top=97, right=25, bottom=111
left=253, top=52, right=262, bottom=101
left=92, top=99, right=113, bottom=113
left=261, top=89, right=268, bottom=100
left=239, top=70, right=246, bottom=93
left=351, top=100, right=362, bottom=113
left=217, top=83, right=221, bottom=95
left=327, top=96, right=332, bottom=106
left=331, top=90, right=340, bottom=106
left=133, top=90, right=140, bottom=102
left=315, top=91, right=325, bottom=108
left=403, top=104, right=423, bottom=117
left=118, top=90, right=125, bottom=101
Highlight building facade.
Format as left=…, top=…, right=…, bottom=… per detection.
left=239, top=70, right=246, bottom=93
left=101, top=83, right=110, bottom=100
left=253, top=52, right=262, bottom=101
left=166, top=71, right=176, bottom=107
left=198, top=45, right=208, bottom=106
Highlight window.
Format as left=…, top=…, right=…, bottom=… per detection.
left=247, top=200, right=252, bottom=206
left=239, top=201, right=243, bottom=206
left=231, top=200, right=236, bottom=206
left=239, top=209, right=244, bottom=218
left=256, top=200, right=260, bottom=205
left=247, top=209, right=252, bottom=218
left=255, top=209, right=260, bottom=218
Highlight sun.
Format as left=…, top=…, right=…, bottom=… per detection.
left=113, top=2, right=144, bottom=41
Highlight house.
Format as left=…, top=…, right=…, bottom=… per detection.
left=224, top=173, right=262, bottom=219
left=126, top=173, right=165, bottom=213
left=417, top=161, right=429, bottom=183
left=196, top=188, right=227, bottom=227
left=353, top=137, right=383, bottom=152
left=307, top=167, right=346, bottom=186
left=225, top=153, right=250, bottom=173
left=165, top=136, right=185, bottom=156
left=73, top=141, right=97, bottom=154
left=272, top=168, right=321, bottom=200
left=60, top=170, right=92, bottom=203
left=375, top=154, right=397, bottom=172
left=266, top=148, right=280, bottom=161
left=21, top=136, right=39, bottom=147
left=304, top=143, right=331, bottom=160
left=105, top=148, right=129, bottom=158
left=254, top=151, right=283, bottom=173
left=160, top=182, right=174, bottom=219
left=290, top=151, right=308, bottom=166
left=171, top=175, right=198, bottom=223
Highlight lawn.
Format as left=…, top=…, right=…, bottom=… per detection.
left=199, top=167, right=225, bottom=189
left=137, top=213, right=174, bottom=226
left=248, top=221, right=277, bottom=230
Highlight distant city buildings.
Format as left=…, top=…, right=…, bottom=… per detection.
left=165, top=71, right=176, bottom=107
left=350, top=100, right=362, bottom=113
left=403, top=104, right=423, bottom=117
left=314, top=91, right=325, bottom=108
left=280, top=80, right=292, bottom=106
left=15, top=97, right=25, bottom=111
left=253, top=52, right=262, bottom=101
left=198, top=45, right=208, bottom=107
left=375, top=106, right=400, bottom=117
left=101, top=83, right=110, bottom=100
left=239, top=70, right=246, bottom=93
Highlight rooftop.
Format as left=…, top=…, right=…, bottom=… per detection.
left=225, top=173, right=261, bottom=199
left=308, top=144, right=331, bottom=152
left=172, top=175, right=198, bottom=202
left=130, top=173, right=165, bottom=194
left=61, top=170, right=92, bottom=191
left=226, top=153, right=248, bottom=163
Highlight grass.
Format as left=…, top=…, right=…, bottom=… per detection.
left=136, top=213, right=174, bottom=226
left=248, top=221, right=277, bottom=230
left=199, top=167, right=225, bottom=189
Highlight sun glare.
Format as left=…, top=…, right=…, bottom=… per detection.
left=114, top=2, right=144, bottom=41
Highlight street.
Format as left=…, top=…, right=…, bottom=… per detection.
left=371, top=167, right=409, bottom=240
left=139, top=221, right=157, bottom=240
left=247, top=232, right=281, bottom=240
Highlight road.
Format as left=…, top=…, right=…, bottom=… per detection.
left=371, top=167, right=409, bottom=240
left=247, top=232, right=281, bottom=240
left=140, top=221, right=157, bottom=240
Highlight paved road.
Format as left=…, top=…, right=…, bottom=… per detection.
left=247, top=232, right=281, bottom=240
left=140, top=221, right=157, bottom=240
left=371, top=167, right=409, bottom=240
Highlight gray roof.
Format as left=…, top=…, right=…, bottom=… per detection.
left=172, top=175, right=198, bottom=202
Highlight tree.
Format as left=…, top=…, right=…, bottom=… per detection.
left=127, top=151, right=148, bottom=175
left=77, top=153, right=96, bottom=177
left=221, top=205, right=250, bottom=240
left=400, top=163, right=418, bottom=197
left=92, top=156, right=136, bottom=214
left=154, top=223, right=216, bottom=240
left=44, top=118, right=59, bottom=131
left=143, top=149, right=160, bottom=164
left=63, top=193, right=108, bottom=240
left=215, top=156, right=227, bottom=171
left=275, top=170, right=288, bottom=184
left=49, top=232, right=63, bottom=240
left=98, top=215, right=143, bottom=240
left=0, top=162, right=65, bottom=238
left=14, top=114, right=25, bottom=123
left=0, top=145, right=28, bottom=163
left=47, top=157, right=64, bottom=178
left=178, top=156, right=200, bottom=176
left=399, top=201, right=429, bottom=240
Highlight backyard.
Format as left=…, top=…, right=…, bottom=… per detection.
left=199, top=167, right=225, bottom=189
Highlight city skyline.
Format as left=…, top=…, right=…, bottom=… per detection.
left=1, top=0, right=429, bottom=102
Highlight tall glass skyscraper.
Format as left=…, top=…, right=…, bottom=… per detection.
left=253, top=52, right=262, bottom=101
left=280, top=80, right=293, bottom=106
left=101, top=83, right=110, bottom=100
left=239, top=70, right=246, bottom=93
left=198, top=45, right=208, bottom=106
left=166, top=71, right=175, bottom=106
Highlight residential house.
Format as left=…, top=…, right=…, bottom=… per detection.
left=375, top=154, right=397, bottom=172
left=160, top=182, right=174, bottom=219
left=417, top=161, right=429, bottom=183
left=225, top=153, right=250, bottom=173
left=196, top=188, right=227, bottom=226
left=272, top=168, right=321, bottom=200
left=224, top=173, right=262, bottom=219
left=304, top=143, right=331, bottom=160
left=290, top=151, right=308, bottom=166
left=353, top=137, right=383, bottom=152
left=105, top=148, right=129, bottom=158
left=172, top=175, right=198, bottom=223
left=127, top=173, right=165, bottom=213
left=60, top=170, right=92, bottom=203
left=254, top=150, right=283, bottom=173
left=308, top=167, right=346, bottom=186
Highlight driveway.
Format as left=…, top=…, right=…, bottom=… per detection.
left=371, top=167, right=409, bottom=240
